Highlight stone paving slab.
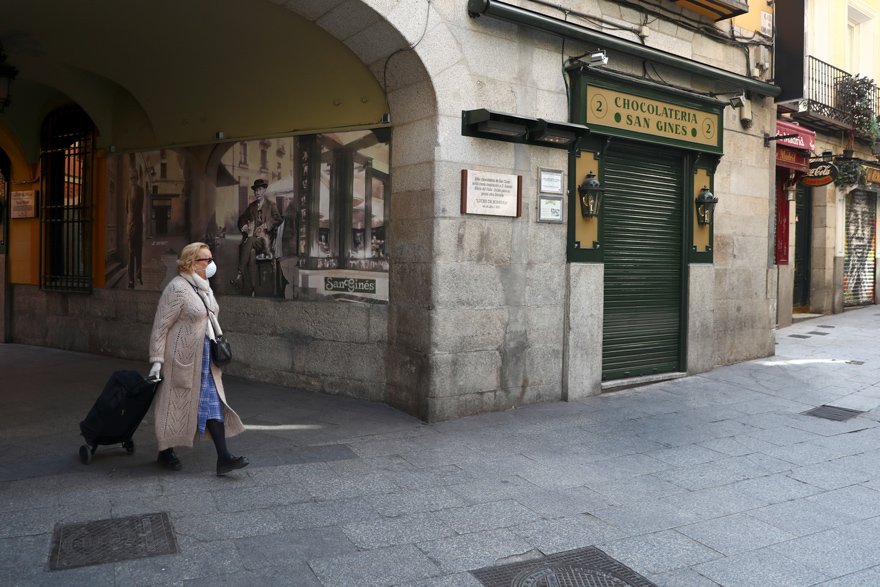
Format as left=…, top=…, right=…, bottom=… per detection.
left=5, top=307, right=880, bottom=585
left=691, top=547, right=829, bottom=587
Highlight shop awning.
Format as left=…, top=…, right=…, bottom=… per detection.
left=775, top=120, right=815, bottom=152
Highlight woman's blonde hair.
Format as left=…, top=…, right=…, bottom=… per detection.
left=177, top=242, right=210, bottom=274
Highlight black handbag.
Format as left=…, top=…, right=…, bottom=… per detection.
left=210, top=334, right=233, bottom=367
left=194, top=285, right=232, bottom=367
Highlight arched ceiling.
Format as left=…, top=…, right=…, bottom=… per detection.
left=0, top=0, right=393, bottom=159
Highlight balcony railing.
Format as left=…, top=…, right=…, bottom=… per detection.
left=781, top=56, right=880, bottom=143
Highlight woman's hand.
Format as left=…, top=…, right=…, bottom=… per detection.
left=148, top=362, right=162, bottom=381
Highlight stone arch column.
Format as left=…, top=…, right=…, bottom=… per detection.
left=281, top=0, right=457, bottom=418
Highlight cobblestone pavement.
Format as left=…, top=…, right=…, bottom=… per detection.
left=3, top=307, right=880, bottom=586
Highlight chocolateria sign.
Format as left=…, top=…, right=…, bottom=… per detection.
left=569, top=74, right=724, bottom=155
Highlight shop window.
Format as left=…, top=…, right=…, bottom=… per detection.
left=349, top=160, right=388, bottom=268
left=260, top=139, right=270, bottom=172
left=40, top=106, right=96, bottom=292
left=239, top=142, right=248, bottom=166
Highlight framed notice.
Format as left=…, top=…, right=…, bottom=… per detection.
left=461, top=169, right=522, bottom=217
left=537, top=195, right=564, bottom=223
left=11, top=190, right=38, bottom=218
left=538, top=168, right=564, bottom=195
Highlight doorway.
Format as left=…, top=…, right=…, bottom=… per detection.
left=793, top=186, right=811, bottom=309
left=601, top=141, right=685, bottom=381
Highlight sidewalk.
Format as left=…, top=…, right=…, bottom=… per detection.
left=3, top=307, right=880, bottom=586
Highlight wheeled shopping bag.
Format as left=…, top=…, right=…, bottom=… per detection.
left=78, top=370, right=161, bottom=464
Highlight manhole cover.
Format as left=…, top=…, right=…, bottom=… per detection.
left=802, top=405, right=864, bottom=421
left=514, top=566, right=630, bottom=586
left=48, top=512, right=177, bottom=571
left=471, top=546, right=656, bottom=587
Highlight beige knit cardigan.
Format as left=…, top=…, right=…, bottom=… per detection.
left=149, top=272, right=244, bottom=450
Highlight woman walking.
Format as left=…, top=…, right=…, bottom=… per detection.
left=148, top=242, right=248, bottom=475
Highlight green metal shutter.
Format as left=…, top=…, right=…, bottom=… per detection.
left=602, top=143, right=684, bottom=380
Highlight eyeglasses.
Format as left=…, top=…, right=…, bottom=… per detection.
left=196, top=257, right=213, bottom=263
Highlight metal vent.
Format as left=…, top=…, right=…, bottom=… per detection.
left=802, top=405, right=864, bottom=421
left=48, top=512, right=177, bottom=571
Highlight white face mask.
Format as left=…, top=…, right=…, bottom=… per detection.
left=205, top=261, right=217, bottom=279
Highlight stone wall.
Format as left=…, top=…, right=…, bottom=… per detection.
left=10, top=285, right=387, bottom=400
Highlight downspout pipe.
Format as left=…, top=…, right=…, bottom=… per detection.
left=467, top=0, right=781, bottom=98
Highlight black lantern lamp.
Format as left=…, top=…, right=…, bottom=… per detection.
left=695, top=186, right=719, bottom=225
left=577, top=171, right=605, bottom=218
left=0, top=43, right=18, bottom=113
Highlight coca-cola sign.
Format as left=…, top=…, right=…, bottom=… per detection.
left=800, top=160, right=838, bottom=187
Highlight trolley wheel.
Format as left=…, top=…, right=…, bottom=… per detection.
left=79, top=444, right=93, bottom=465
left=123, top=440, right=135, bottom=454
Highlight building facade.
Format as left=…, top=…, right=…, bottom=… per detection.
left=773, top=0, right=880, bottom=325
left=0, top=0, right=787, bottom=421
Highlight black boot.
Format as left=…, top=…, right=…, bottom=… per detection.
left=206, top=419, right=249, bottom=476
left=217, top=455, right=249, bottom=476
left=157, top=448, right=181, bottom=471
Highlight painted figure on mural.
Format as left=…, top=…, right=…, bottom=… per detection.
left=230, top=178, right=282, bottom=296
left=844, top=193, right=873, bottom=304
left=127, top=154, right=145, bottom=289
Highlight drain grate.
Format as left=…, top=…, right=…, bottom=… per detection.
left=470, top=546, right=656, bottom=587
left=802, top=405, right=864, bottom=421
left=48, top=512, right=177, bottom=571
left=807, top=331, right=829, bottom=336
left=789, top=334, right=811, bottom=339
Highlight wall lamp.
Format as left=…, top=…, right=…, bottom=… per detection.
left=783, top=170, right=798, bottom=201
left=695, top=186, right=719, bottom=225
left=709, top=90, right=746, bottom=109
left=577, top=171, right=605, bottom=218
left=0, top=42, right=19, bottom=113
left=462, top=109, right=589, bottom=150
left=567, top=49, right=608, bottom=68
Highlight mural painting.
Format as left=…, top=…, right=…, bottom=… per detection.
left=104, top=129, right=390, bottom=302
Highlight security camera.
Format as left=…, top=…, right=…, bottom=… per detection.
left=588, top=50, right=608, bottom=67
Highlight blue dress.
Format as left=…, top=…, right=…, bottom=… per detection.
left=197, top=336, right=224, bottom=433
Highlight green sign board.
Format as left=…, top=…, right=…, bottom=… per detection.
left=570, top=70, right=724, bottom=155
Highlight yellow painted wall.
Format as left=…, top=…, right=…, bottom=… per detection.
left=573, top=152, right=599, bottom=249
left=733, top=0, right=774, bottom=34
left=0, top=126, right=39, bottom=285
left=693, top=169, right=712, bottom=252
left=806, top=0, right=880, bottom=79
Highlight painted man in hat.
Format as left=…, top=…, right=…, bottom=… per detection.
left=231, top=178, right=282, bottom=295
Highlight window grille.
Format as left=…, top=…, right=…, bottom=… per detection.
left=40, top=107, right=95, bottom=292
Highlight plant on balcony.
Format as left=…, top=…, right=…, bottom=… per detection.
left=835, top=158, right=866, bottom=188
left=871, top=115, right=880, bottom=156
left=835, top=75, right=878, bottom=141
